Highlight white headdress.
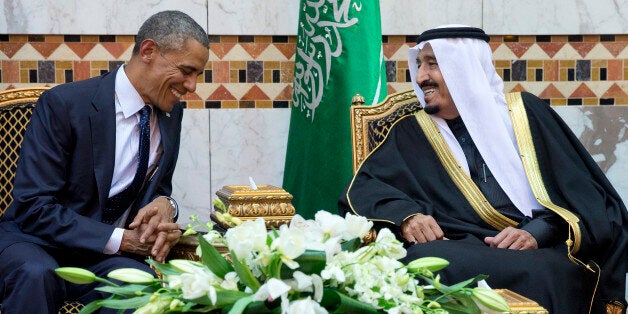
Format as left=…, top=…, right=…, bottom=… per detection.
left=408, top=25, right=540, bottom=216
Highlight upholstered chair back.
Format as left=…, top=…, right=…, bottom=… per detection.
left=349, top=89, right=421, bottom=173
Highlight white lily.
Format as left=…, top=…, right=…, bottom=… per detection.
left=252, top=278, right=291, bottom=302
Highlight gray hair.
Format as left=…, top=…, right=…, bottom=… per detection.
left=133, top=10, right=209, bottom=55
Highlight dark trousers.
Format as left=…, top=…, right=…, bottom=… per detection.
left=0, top=242, right=154, bottom=314
left=401, top=235, right=601, bottom=314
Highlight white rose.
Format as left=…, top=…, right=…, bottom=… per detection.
left=252, top=278, right=291, bottom=302
left=286, top=297, right=328, bottom=314
left=225, top=218, right=268, bottom=259
left=201, top=229, right=223, bottom=244
left=374, top=228, right=407, bottom=260
left=167, top=275, right=183, bottom=290
left=271, top=224, right=306, bottom=268
left=314, top=211, right=347, bottom=239
left=343, top=213, right=373, bottom=240
left=220, top=271, right=240, bottom=290
left=180, top=269, right=218, bottom=304
left=283, top=271, right=322, bottom=302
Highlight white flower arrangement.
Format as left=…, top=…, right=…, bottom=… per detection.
left=56, top=211, right=509, bottom=314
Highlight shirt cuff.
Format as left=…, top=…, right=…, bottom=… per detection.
left=104, top=227, right=124, bottom=254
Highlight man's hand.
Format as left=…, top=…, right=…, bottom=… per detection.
left=150, top=222, right=181, bottom=262
left=128, top=197, right=182, bottom=262
left=484, top=226, right=538, bottom=250
left=401, top=213, right=444, bottom=244
left=129, top=197, right=175, bottom=242
left=120, top=228, right=153, bottom=256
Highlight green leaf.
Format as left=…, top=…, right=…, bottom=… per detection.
left=280, top=250, right=326, bottom=278
left=442, top=274, right=488, bottom=293
left=213, top=197, right=227, bottom=212
left=433, top=293, right=480, bottom=314
left=340, top=238, right=362, bottom=252
left=320, top=289, right=378, bottom=314
left=199, top=234, right=233, bottom=278
left=77, top=300, right=102, bottom=314
left=268, top=254, right=283, bottom=279
left=190, top=289, right=252, bottom=307
left=146, top=259, right=181, bottom=277
left=439, top=301, right=479, bottom=314
left=98, top=295, right=151, bottom=309
left=221, top=300, right=281, bottom=314
left=453, top=294, right=481, bottom=313
left=227, top=295, right=254, bottom=314
left=95, top=284, right=157, bottom=297
left=230, top=250, right=261, bottom=292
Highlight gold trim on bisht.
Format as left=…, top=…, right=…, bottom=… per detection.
left=345, top=116, right=416, bottom=225
left=414, top=111, right=518, bottom=231
left=505, top=92, right=585, bottom=261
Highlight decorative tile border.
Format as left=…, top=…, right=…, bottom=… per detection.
left=1, top=35, right=626, bottom=107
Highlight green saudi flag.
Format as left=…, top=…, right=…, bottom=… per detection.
left=283, top=0, right=387, bottom=219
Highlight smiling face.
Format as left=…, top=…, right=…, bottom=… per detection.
left=415, top=43, right=459, bottom=119
left=139, top=39, right=209, bottom=112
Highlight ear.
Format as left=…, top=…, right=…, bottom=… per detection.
left=138, top=39, right=158, bottom=64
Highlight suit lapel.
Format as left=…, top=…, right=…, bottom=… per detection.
left=90, top=69, right=118, bottom=210
left=156, top=108, right=173, bottom=169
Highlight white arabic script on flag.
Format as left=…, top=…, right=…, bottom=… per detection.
left=292, top=0, right=361, bottom=122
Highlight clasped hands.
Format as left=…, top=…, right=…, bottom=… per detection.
left=401, top=213, right=537, bottom=250
left=120, top=197, right=181, bottom=262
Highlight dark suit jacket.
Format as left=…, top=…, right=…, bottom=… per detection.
left=0, top=67, right=183, bottom=255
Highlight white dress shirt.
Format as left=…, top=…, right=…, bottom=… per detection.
left=104, top=66, right=163, bottom=254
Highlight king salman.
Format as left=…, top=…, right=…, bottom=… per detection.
left=339, top=25, right=628, bottom=313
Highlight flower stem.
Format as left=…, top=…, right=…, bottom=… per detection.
left=94, top=277, right=120, bottom=287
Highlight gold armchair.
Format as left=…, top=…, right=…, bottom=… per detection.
left=0, top=87, right=48, bottom=215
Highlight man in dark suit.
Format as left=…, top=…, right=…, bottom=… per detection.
left=0, top=11, right=209, bottom=313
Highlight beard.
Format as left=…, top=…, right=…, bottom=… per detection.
left=419, top=81, right=441, bottom=115
left=424, top=104, right=440, bottom=115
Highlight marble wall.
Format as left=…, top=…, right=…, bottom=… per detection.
left=1, top=0, right=627, bottom=225
left=483, top=0, right=628, bottom=35
left=554, top=106, right=628, bottom=203
left=4, top=0, right=628, bottom=35
left=0, top=1, right=208, bottom=34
